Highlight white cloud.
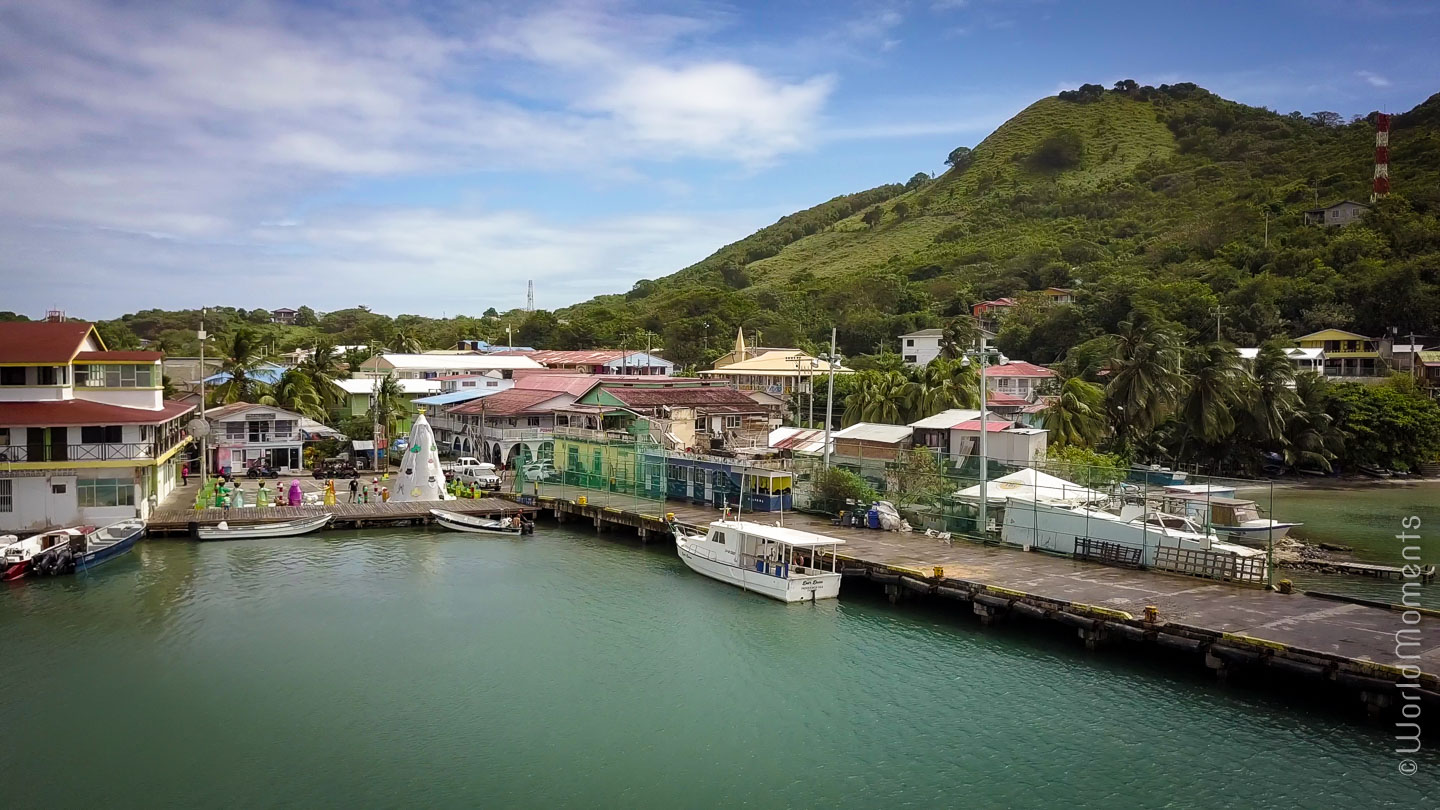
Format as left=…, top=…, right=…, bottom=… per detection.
left=1357, top=69, right=1392, bottom=87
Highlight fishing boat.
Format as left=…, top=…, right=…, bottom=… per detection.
left=430, top=508, right=531, bottom=535
left=1, top=527, right=90, bottom=581
left=195, top=514, right=333, bottom=541
left=30, top=519, right=146, bottom=576
left=671, top=519, right=844, bottom=602
left=1159, top=493, right=1301, bottom=546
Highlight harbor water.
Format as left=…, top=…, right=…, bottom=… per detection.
left=1, top=526, right=1434, bottom=808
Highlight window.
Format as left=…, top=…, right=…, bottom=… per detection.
left=903, top=355, right=918, bottom=364
left=713, top=531, right=726, bottom=547
left=695, top=417, right=707, bottom=433
left=225, top=421, right=245, bottom=439
left=527, top=416, right=541, bottom=427
left=37, top=366, right=57, bottom=385
left=0, top=428, right=9, bottom=445
left=0, top=367, right=24, bottom=385
left=52, top=484, right=66, bottom=495
left=78, top=477, right=134, bottom=508
left=273, top=420, right=294, bottom=437
left=724, top=416, right=742, bottom=429
left=1331, top=210, right=1340, bottom=219
left=80, top=425, right=123, bottom=444
left=905, top=339, right=914, bottom=347
left=0, top=479, right=11, bottom=512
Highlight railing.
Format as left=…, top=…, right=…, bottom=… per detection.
left=484, top=427, right=549, bottom=441
left=553, top=426, right=655, bottom=444
left=0, top=442, right=170, bottom=462
left=220, top=432, right=297, bottom=444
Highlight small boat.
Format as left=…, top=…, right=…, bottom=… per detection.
left=671, top=519, right=845, bottom=602
left=30, top=519, right=146, bottom=576
left=430, top=508, right=531, bottom=535
left=1, top=527, right=89, bottom=581
left=1357, top=464, right=1393, bottom=479
left=195, top=514, right=333, bottom=541
left=1160, top=494, right=1302, bottom=546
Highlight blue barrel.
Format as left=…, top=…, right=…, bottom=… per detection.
left=867, top=508, right=880, bottom=529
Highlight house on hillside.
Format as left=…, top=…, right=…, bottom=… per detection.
left=0, top=321, right=195, bottom=532
left=1303, top=200, right=1370, bottom=227
left=1236, top=347, right=1325, bottom=376
left=983, top=360, right=1055, bottom=402
left=971, top=298, right=1017, bottom=331
left=270, top=307, right=298, bottom=325
left=1041, top=287, right=1075, bottom=304
left=1295, top=329, right=1389, bottom=378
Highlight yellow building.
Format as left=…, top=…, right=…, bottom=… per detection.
left=1295, top=329, right=1385, bottom=378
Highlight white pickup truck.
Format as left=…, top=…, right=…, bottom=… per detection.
left=445, top=457, right=501, bottom=488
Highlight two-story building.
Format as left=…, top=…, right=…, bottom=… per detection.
left=1236, top=347, right=1325, bottom=376
left=983, top=360, right=1055, bottom=402
left=1296, top=329, right=1389, bottom=378
left=0, top=320, right=195, bottom=532
left=906, top=409, right=1046, bottom=466
left=493, top=349, right=673, bottom=376
left=270, top=307, right=299, bottom=325
left=331, top=377, right=441, bottom=437
left=204, top=402, right=339, bottom=474
left=898, top=325, right=997, bottom=367
left=359, top=353, right=544, bottom=380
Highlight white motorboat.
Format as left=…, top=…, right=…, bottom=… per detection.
left=1159, top=494, right=1301, bottom=546
left=671, top=519, right=844, bottom=602
left=2, top=527, right=89, bottom=581
left=430, top=508, right=530, bottom=535
left=195, top=513, right=333, bottom=541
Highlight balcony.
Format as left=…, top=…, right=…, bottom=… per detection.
left=553, top=425, right=656, bottom=445
left=0, top=442, right=173, bottom=463
left=484, top=427, right=550, bottom=441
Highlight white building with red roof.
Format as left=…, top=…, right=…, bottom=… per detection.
left=0, top=319, right=196, bottom=533
left=982, top=360, right=1055, bottom=402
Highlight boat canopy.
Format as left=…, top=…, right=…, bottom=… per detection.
left=953, top=467, right=1105, bottom=506
left=714, top=520, right=845, bottom=548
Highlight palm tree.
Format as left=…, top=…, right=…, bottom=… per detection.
left=1105, top=315, right=1184, bottom=444
left=1042, top=376, right=1107, bottom=448
left=261, top=369, right=326, bottom=421
left=1242, top=341, right=1298, bottom=446
left=939, top=317, right=983, bottom=361
left=905, top=359, right=960, bottom=420
left=842, top=370, right=910, bottom=426
left=370, top=375, right=408, bottom=444
left=1284, top=372, right=1344, bottom=472
left=341, top=347, right=373, bottom=377
left=1178, top=343, right=1245, bottom=446
left=211, top=329, right=270, bottom=404
left=390, top=329, right=422, bottom=354
left=302, top=339, right=348, bottom=412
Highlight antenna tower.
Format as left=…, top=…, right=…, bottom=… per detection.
left=526, top=280, right=535, bottom=313
left=1372, top=113, right=1391, bottom=202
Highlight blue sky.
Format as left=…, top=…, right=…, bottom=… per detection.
left=1, top=0, right=1436, bottom=319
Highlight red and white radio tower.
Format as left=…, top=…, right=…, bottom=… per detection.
left=1372, top=113, right=1390, bottom=202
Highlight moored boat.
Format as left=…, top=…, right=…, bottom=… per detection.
left=30, top=519, right=146, bottom=576
left=430, top=508, right=531, bottom=535
left=1, top=527, right=89, bottom=581
left=195, top=514, right=333, bottom=541
left=671, top=519, right=844, bottom=602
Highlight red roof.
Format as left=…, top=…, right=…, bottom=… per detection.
left=951, top=419, right=1012, bottom=432
left=605, top=387, right=762, bottom=409
left=492, top=349, right=629, bottom=364
left=983, top=361, right=1054, bottom=378
left=513, top=374, right=604, bottom=397
left=983, top=391, right=1031, bottom=407
left=0, top=399, right=193, bottom=426
left=0, top=321, right=98, bottom=364
left=448, top=388, right=569, bottom=416
left=74, top=350, right=163, bottom=362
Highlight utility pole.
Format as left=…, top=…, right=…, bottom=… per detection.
left=1263, top=211, right=1270, bottom=247
left=1211, top=305, right=1225, bottom=343
left=823, top=327, right=836, bottom=470
left=977, top=335, right=989, bottom=537
left=198, top=309, right=208, bottom=485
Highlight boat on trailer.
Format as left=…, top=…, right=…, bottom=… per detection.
left=1, top=527, right=91, bottom=581
left=30, top=519, right=146, bottom=576
left=195, top=514, right=333, bottom=541
left=671, top=519, right=845, bottom=602
left=430, top=508, right=532, bottom=535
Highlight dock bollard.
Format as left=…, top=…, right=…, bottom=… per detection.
left=1144, top=605, right=1159, bottom=623
left=933, top=566, right=944, bottom=579
left=666, top=512, right=675, bottom=521
left=577, top=496, right=587, bottom=506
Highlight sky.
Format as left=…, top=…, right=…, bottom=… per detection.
left=2, top=0, right=1437, bottom=321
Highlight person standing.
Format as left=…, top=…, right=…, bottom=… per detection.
left=348, top=477, right=359, bottom=503
left=181, top=461, right=190, bottom=486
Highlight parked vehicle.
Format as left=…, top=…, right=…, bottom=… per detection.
left=448, top=457, right=501, bottom=488
left=312, top=460, right=359, bottom=479
left=246, top=463, right=281, bottom=479
left=522, top=459, right=556, bottom=482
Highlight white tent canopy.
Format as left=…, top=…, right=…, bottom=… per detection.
left=953, top=467, right=1105, bottom=506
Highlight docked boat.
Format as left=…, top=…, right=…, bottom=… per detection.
left=195, top=514, right=333, bottom=541
left=30, top=519, right=146, bottom=576
left=1, top=527, right=89, bottom=581
left=671, top=519, right=844, bottom=602
left=430, top=508, right=531, bottom=535
left=1159, top=493, right=1301, bottom=546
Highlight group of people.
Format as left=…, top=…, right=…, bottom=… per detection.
left=344, top=477, right=390, bottom=504
left=195, top=477, right=304, bottom=511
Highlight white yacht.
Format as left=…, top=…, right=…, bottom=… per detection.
left=672, top=519, right=845, bottom=602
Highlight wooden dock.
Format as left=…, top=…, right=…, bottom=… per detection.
left=516, top=484, right=1440, bottom=722
left=147, top=496, right=533, bottom=536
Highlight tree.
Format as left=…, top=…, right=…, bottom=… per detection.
left=1042, top=376, right=1107, bottom=448
left=1043, top=445, right=1129, bottom=487
left=1028, top=130, right=1084, bottom=172
left=945, top=146, right=973, bottom=169
left=1113, top=79, right=1139, bottom=93
left=1241, top=341, right=1298, bottom=447
left=1178, top=343, right=1245, bottom=448
left=812, top=466, right=877, bottom=508
left=938, top=316, right=982, bottom=360
left=1327, top=379, right=1440, bottom=471
left=369, top=375, right=409, bottom=445
left=210, top=330, right=270, bottom=405
left=483, top=307, right=499, bottom=319
left=905, top=172, right=930, bottom=191
left=96, top=320, right=142, bottom=350
left=1308, top=111, right=1343, bottom=128
left=302, top=338, right=348, bottom=412
left=516, top=311, right=559, bottom=347
left=1284, top=372, right=1343, bottom=472
left=389, top=329, right=422, bottom=354
left=862, top=207, right=883, bottom=229
left=905, top=359, right=960, bottom=421
left=294, top=306, right=318, bottom=327
left=893, top=201, right=910, bottom=220
left=892, top=448, right=950, bottom=506
left=842, top=370, right=909, bottom=425
left=1105, top=315, right=1184, bottom=445
left=261, top=368, right=325, bottom=421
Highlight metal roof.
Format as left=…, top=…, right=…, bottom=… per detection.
left=908, top=409, right=988, bottom=429
left=0, top=321, right=99, bottom=364
left=713, top=520, right=845, bottom=548
left=831, top=422, right=913, bottom=443
left=412, top=389, right=497, bottom=406
left=0, top=399, right=193, bottom=426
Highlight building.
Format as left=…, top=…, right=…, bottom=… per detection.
left=1303, top=199, right=1371, bottom=227
left=1236, top=347, right=1325, bottom=376
left=698, top=349, right=851, bottom=405
left=906, top=409, right=1046, bottom=466
left=0, top=321, right=194, bottom=532
left=971, top=298, right=1017, bottom=331
left=712, top=328, right=792, bottom=369
left=579, top=383, right=773, bottom=453
left=270, top=307, right=299, bottom=325
left=331, top=378, right=441, bottom=437
left=908, top=409, right=994, bottom=457
left=1295, top=329, right=1389, bottom=378
left=359, top=353, right=544, bottom=380
left=447, top=387, right=579, bottom=467
left=204, top=402, right=339, bottom=474
left=414, top=381, right=516, bottom=455
left=1040, top=287, right=1075, bottom=304
left=899, top=328, right=943, bottom=366
left=982, top=360, right=1055, bottom=402
left=830, top=423, right=914, bottom=462
left=1418, top=351, right=1440, bottom=387
left=493, top=349, right=673, bottom=376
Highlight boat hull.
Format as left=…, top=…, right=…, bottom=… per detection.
left=195, top=515, right=333, bottom=541
left=1215, top=521, right=1300, bottom=545
left=75, top=526, right=144, bottom=572
left=430, top=509, right=525, bottom=535
left=675, top=537, right=842, bottom=602
left=2, top=560, right=29, bottom=581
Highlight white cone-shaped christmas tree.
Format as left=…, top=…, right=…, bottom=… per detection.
left=390, top=413, right=451, bottom=502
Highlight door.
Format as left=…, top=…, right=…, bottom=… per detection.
left=27, top=428, right=46, bottom=462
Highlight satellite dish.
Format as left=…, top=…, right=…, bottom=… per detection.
left=187, top=418, right=211, bottom=438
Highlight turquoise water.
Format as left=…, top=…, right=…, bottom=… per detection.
left=1, top=527, right=1434, bottom=808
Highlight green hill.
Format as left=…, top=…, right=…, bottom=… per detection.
left=559, top=82, right=1440, bottom=367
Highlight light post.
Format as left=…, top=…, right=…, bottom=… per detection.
left=786, top=354, right=804, bottom=427
left=198, top=309, right=208, bottom=484
left=821, top=328, right=838, bottom=470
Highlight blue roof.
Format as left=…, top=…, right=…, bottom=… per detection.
left=203, top=362, right=286, bottom=385
left=412, top=389, right=496, bottom=406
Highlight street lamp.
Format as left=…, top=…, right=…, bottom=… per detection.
left=819, top=328, right=839, bottom=469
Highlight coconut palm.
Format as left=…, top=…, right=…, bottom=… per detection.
left=1042, top=376, right=1107, bottom=448
left=302, top=338, right=348, bottom=411
left=1242, top=341, right=1298, bottom=446
left=905, top=359, right=960, bottom=420
left=1105, top=315, right=1184, bottom=443
left=341, top=347, right=373, bottom=377
left=1283, top=372, right=1344, bottom=472
left=842, top=370, right=910, bottom=426
left=211, top=329, right=270, bottom=405
left=369, top=375, right=409, bottom=443
left=938, top=317, right=983, bottom=360
left=1178, top=343, right=1246, bottom=446
left=261, top=369, right=326, bottom=421
left=390, top=329, right=422, bottom=354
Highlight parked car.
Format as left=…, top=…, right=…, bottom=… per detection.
left=522, top=459, right=557, bottom=482
left=312, top=458, right=359, bottom=479
left=449, top=457, right=501, bottom=488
